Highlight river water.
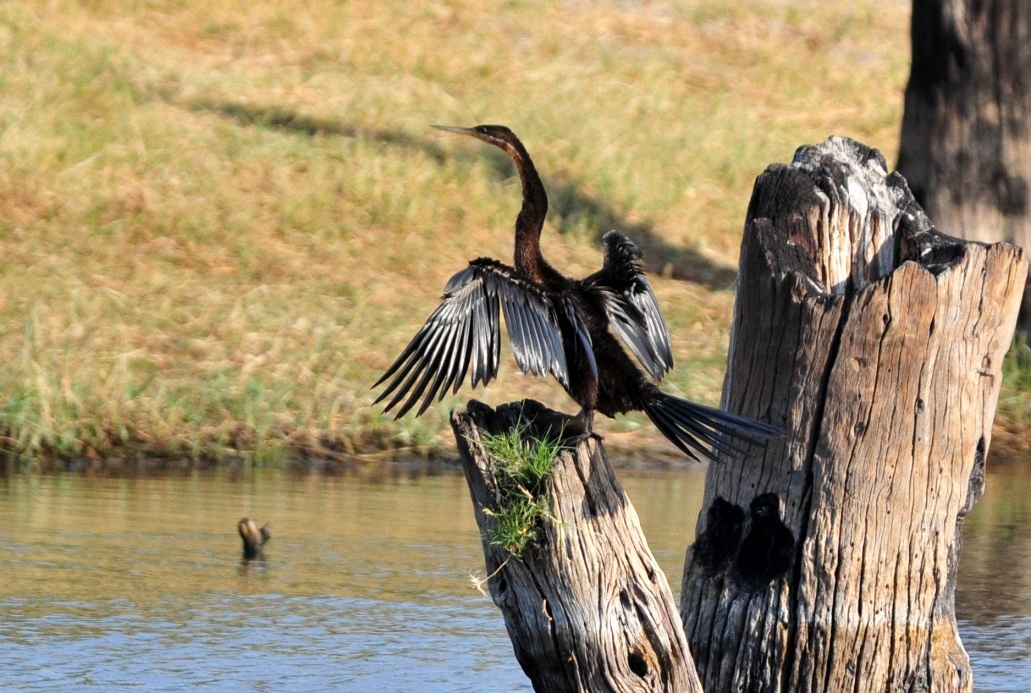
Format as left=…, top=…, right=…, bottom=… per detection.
left=0, top=460, right=1028, bottom=692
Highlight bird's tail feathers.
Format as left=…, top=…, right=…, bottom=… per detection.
left=643, top=393, right=778, bottom=462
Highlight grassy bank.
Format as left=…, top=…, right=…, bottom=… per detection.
left=3, top=0, right=1022, bottom=471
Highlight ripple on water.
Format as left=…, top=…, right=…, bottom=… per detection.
left=0, top=594, right=527, bottom=692
left=961, top=616, right=1031, bottom=693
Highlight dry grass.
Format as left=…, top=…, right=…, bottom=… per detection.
left=0, top=0, right=918, bottom=468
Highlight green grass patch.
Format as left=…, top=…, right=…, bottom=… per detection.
left=478, top=424, right=568, bottom=559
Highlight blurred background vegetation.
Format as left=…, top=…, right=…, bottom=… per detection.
left=0, top=0, right=1024, bottom=469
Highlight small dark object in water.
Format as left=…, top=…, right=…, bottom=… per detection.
left=238, top=518, right=272, bottom=560
left=373, top=124, right=778, bottom=461
left=735, top=493, right=795, bottom=586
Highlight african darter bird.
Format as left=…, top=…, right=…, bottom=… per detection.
left=373, top=124, right=776, bottom=461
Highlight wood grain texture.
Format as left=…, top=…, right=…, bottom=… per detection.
left=681, top=137, right=1027, bottom=692
left=452, top=400, right=701, bottom=693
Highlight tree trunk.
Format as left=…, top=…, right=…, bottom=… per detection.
left=452, top=399, right=701, bottom=693
left=681, top=137, right=1026, bottom=692
left=897, top=0, right=1031, bottom=325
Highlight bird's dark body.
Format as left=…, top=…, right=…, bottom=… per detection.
left=509, top=265, right=640, bottom=417
left=552, top=285, right=603, bottom=412
left=373, top=124, right=777, bottom=461
left=572, top=292, right=648, bottom=417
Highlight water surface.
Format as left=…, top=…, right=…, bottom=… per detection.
left=0, top=462, right=1028, bottom=691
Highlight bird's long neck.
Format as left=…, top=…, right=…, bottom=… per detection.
left=507, top=142, right=553, bottom=283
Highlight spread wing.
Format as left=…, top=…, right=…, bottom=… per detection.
left=373, top=258, right=595, bottom=418
left=587, top=231, right=673, bottom=381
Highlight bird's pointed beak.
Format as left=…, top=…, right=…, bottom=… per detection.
left=432, top=124, right=480, bottom=138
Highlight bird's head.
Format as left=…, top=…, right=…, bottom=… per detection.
left=433, top=124, right=523, bottom=157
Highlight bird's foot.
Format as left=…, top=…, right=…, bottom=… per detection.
left=563, top=409, right=600, bottom=446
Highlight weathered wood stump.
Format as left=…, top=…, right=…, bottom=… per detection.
left=452, top=399, right=701, bottom=693
left=681, top=137, right=1027, bottom=692
left=238, top=517, right=271, bottom=561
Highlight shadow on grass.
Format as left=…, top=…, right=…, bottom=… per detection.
left=182, top=96, right=449, bottom=163
left=179, top=96, right=738, bottom=290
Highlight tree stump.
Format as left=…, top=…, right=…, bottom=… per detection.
left=452, top=399, right=701, bottom=693
left=681, top=137, right=1027, bottom=692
